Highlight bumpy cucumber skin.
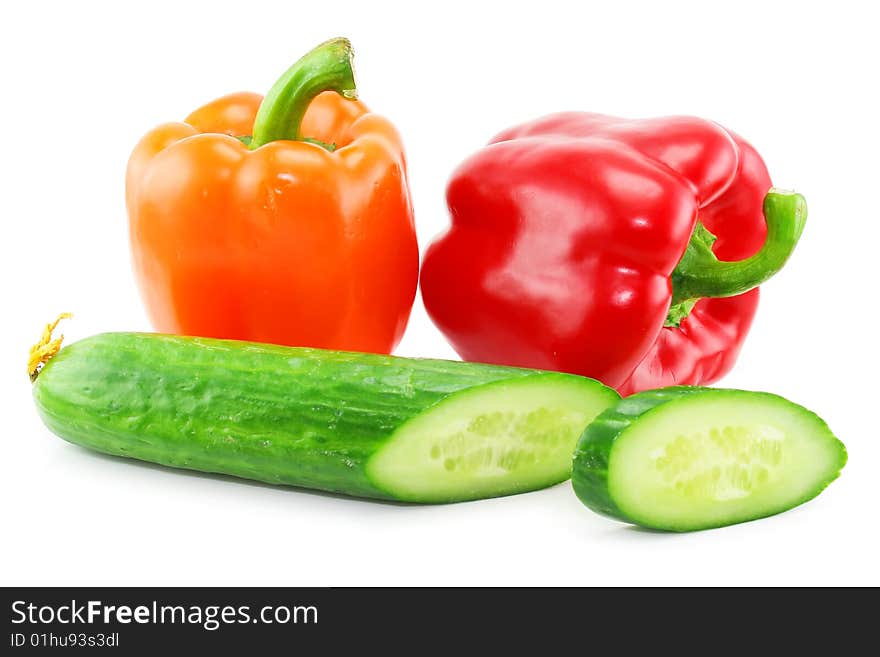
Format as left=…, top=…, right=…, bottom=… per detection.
left=571, top=387, right=847, bottom=532
left=33, top=333, right=605, bottom=502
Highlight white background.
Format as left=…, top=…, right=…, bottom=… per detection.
left=1, top=0, right=877, bottom=586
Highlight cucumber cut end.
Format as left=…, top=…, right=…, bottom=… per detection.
left=607, top=391, right=846, bottom=531
left=367, top=374, right=618, bottom=503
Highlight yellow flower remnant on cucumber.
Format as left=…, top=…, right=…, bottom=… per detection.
left=28, top=313, right=72, bottom=382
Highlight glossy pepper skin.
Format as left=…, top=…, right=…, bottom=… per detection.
left=420, top=113, right=806, bottom=394
left=127, top=39, right=418, bottom=353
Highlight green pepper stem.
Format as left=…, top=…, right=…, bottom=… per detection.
left=249, top=37, right=357, bottom=149
left=670, top=189, right=807, bottom=307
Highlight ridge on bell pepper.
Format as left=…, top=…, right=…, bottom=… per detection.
left=127, top=38, right=418, bottom=354
left=420, top=112, right=806, bottom=395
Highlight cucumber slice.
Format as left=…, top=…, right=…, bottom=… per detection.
left=572, top=387, right=847, bottom=531
left=33, top=333, right=619, bottom=503
left=369, top=375, right=611, bottom=502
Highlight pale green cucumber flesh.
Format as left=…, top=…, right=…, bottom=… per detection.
left=33, top=333, right=619, bottom=503
left=572, top=388, right=847, bottom=531
left=367, top=375, right=617, bottom=503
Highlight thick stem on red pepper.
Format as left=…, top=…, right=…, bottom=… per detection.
left=666, top=189, right=806, bottom=326
left=249, top=37, right=357, bottom=150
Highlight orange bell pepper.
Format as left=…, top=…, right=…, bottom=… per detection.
left=126, top=38, right=418, bottom=353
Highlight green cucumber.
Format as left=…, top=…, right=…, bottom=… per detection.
left=572, top=387, right=847, bottom=531
left=32, top=333, right=618, bottom=502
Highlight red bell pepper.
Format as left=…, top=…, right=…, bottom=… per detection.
left=420, top=113, right=806, bottom=394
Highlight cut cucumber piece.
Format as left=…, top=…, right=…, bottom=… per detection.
left=369, top=375, right=610, bottom=502
left=572, top=387, right=847, bottom=531
left=32, top=333, right=619, bottom=503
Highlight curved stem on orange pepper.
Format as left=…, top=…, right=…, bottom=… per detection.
left=249, top=37, right=358, bottom=149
